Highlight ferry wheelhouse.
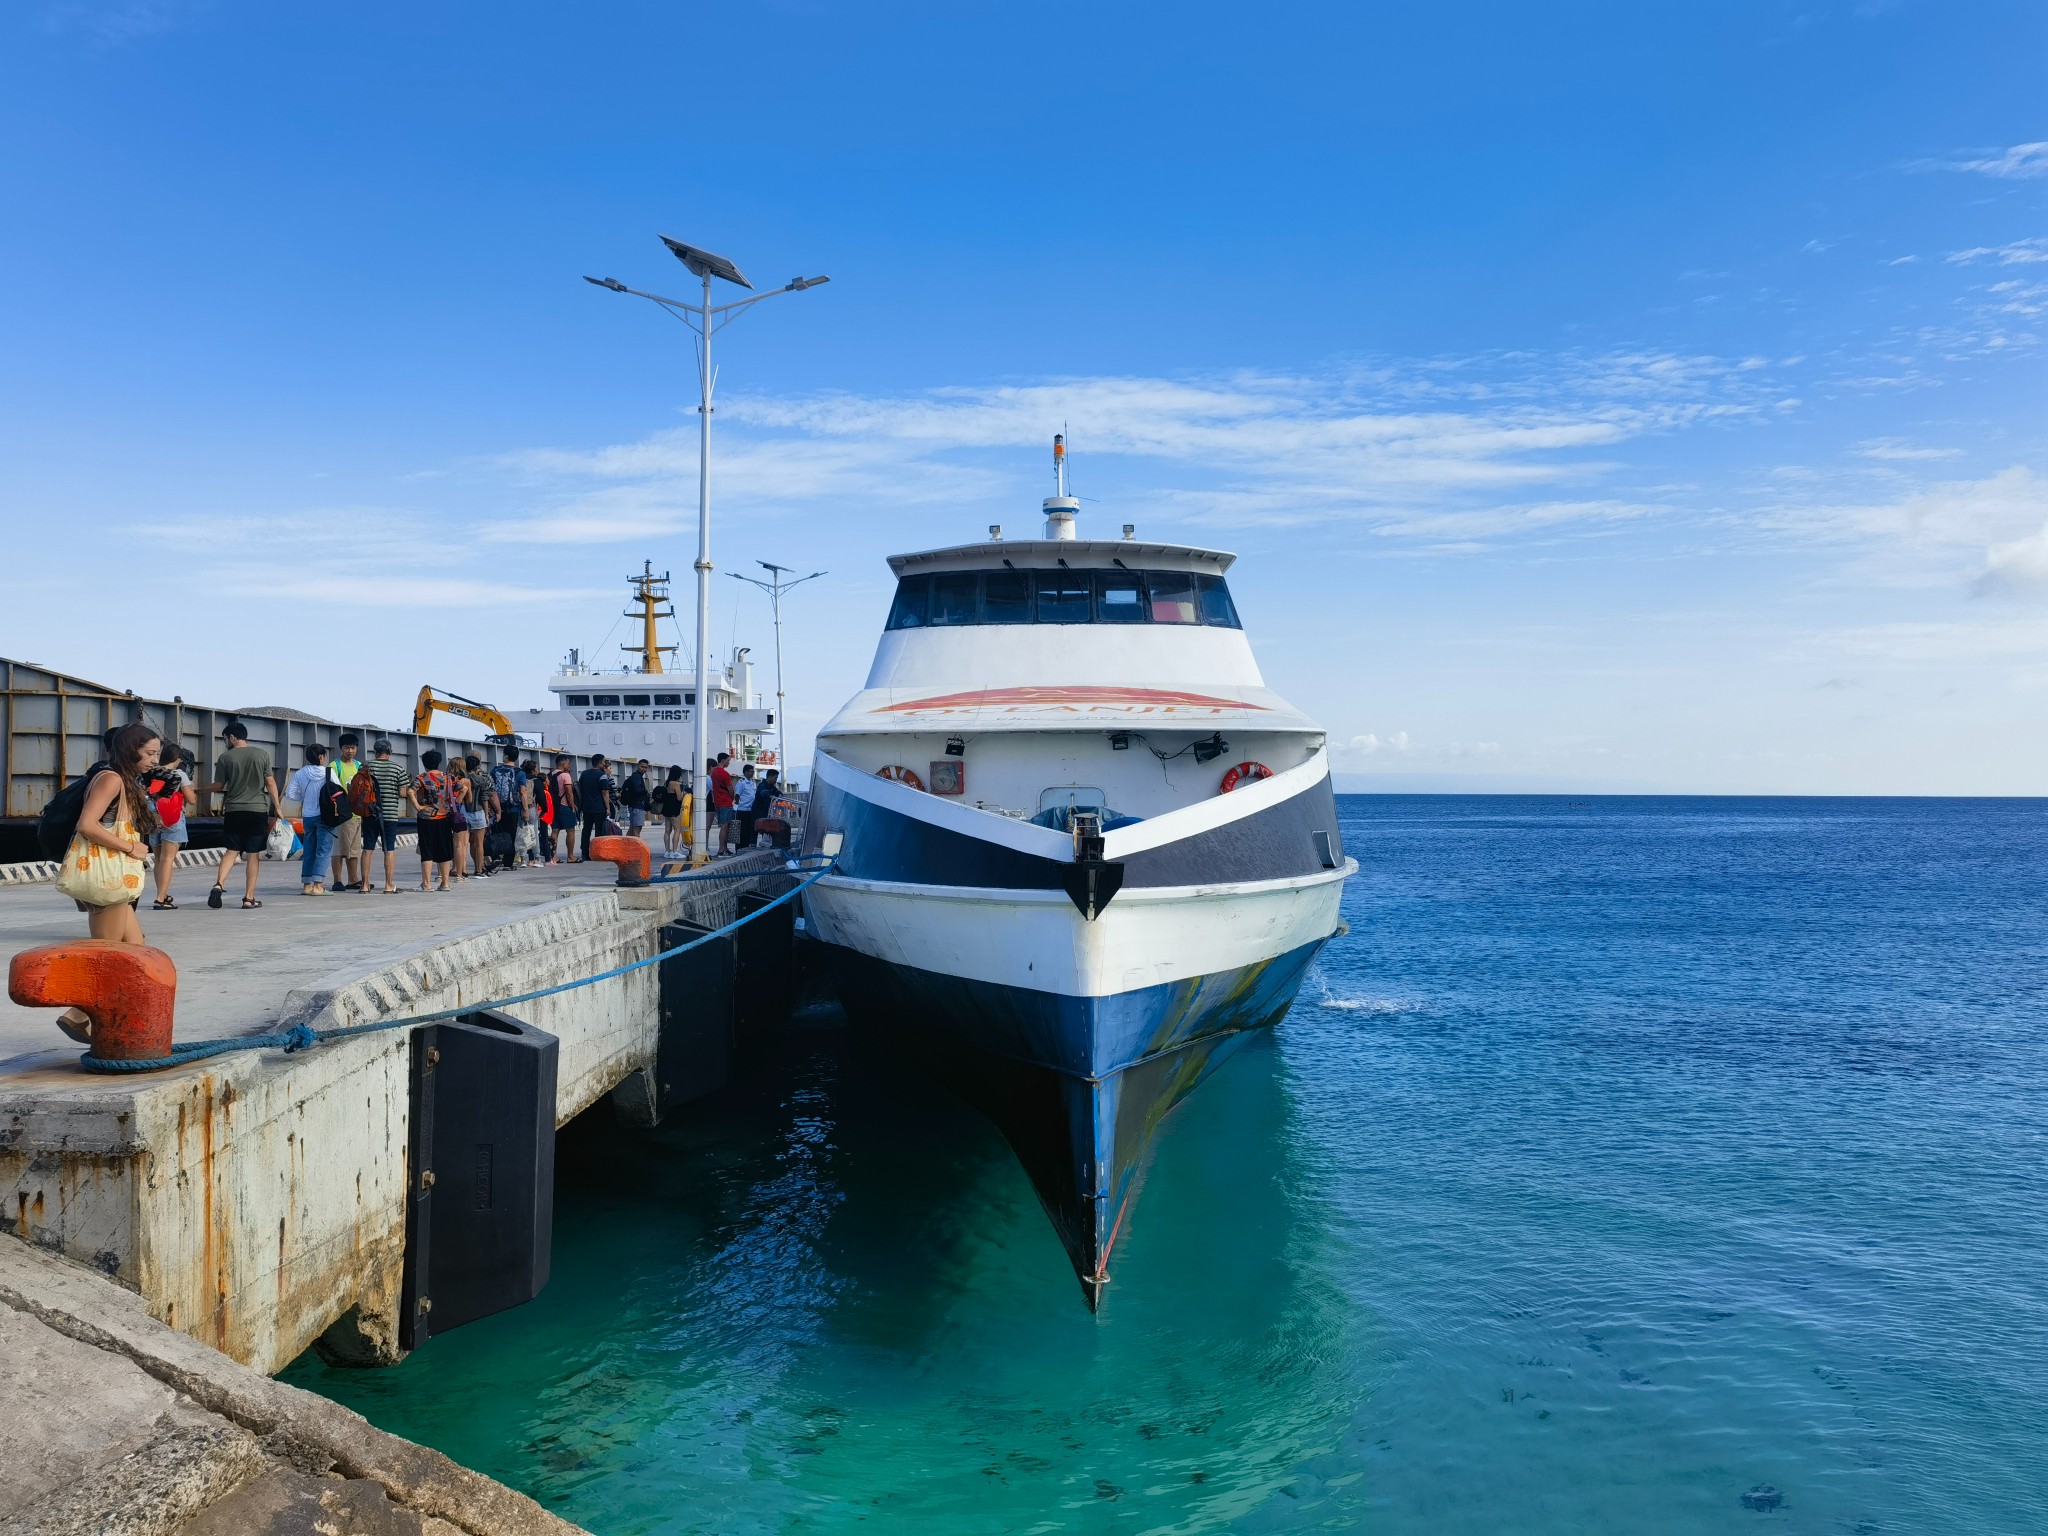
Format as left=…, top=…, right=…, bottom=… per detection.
left=804, top=439, right=1355, bottom=1304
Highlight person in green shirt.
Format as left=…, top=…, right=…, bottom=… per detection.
left=206, top=721, right=279, bottom=909
left=328, top=733, right=366, bottom=892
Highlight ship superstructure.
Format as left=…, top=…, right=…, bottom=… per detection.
left=519, top=564, right=776, bottom=765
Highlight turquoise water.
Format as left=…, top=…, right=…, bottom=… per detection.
left=284, top=797, right=2048, bottom=1533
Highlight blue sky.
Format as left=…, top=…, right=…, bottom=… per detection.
left=2, top=0, right=2042, bottom=792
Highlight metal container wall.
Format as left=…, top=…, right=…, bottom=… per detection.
left=1, top=656, right=600, bottom=823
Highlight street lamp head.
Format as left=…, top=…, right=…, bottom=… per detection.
left=660, top=235, right=752, bottom=288
left=787, top=275, right=831, bottom=291
left=584, top=276, right=629, bottom=292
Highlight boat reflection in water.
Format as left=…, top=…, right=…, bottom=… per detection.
left=804, top=438, right=1356, bottom=1303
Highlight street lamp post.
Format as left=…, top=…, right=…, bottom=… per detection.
left=729, top=561, right=826, bottom=775
left=585, top=240, right=829, bottom=864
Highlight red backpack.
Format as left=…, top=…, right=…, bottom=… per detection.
left=147, top=773, right=184, bottom=827
left=347, top=764, right=381, bottom=819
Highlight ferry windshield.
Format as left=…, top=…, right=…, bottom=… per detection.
left=886, top=570, right=1241, bottom=630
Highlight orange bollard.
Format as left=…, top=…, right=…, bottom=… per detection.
left=8, top=941, right=178, bottom=1062
left=587, top=835, right=652, bottom=887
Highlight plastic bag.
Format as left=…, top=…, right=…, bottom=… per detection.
left=265, top=819, right=297, bottom=861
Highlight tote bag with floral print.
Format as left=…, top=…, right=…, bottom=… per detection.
left=54, top=819, right=146, bottom=908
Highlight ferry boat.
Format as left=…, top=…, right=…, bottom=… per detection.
left=803, top=438, right=1356, bottom=1304
left=517, top=565, right=776, bottom=766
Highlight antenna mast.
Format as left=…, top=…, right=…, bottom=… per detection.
left=1043, top=431, right=1080, bottom=539
left=623, top=560, right=678, bottom=674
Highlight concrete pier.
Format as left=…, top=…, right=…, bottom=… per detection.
left=0, top=1233, right=583, bottom=1534
left=0, top=852, right=787, bottom=1376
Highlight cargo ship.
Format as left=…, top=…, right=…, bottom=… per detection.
left=511, top=565, right=776, bottom=767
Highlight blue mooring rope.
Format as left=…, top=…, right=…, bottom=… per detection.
left=77, top=856, right=837, bottom=1074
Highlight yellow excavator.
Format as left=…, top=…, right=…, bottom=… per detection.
left=413, top=685, right=525, bottom=747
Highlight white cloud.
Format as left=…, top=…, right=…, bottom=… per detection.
left=1855, top=438, right=1962, bottom=462
left=1944, top=143, right=2048, bottom=180
left=1948, top=238, right=2048, bottom=266
left=126, top=509, right=609, bottom=605
left=1986, top=280, right=2048, bottom=318
left=1342, top=730, right=1412, bottom=756
left=1767, top=466, right=2048, bottom=593
left=1819, top=616, right=2048, bottom=663
left=1980, top=523, right=2048, bottom=597
left=496, top=352, right=1774, bottom=543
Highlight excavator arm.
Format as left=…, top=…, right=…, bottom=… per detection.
left=414, top=685, right=518, bottom=742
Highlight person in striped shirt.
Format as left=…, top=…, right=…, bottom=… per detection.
left=360, top=741, right=415, bottom=895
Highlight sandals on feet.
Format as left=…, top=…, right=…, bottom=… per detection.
left=242, top=897, right=263, bottom=909
left=153, top=897, right=177, bottom=910
left=56, top=1008, right=93, bottom=1044
left=207, top=885, right=224, bottom=909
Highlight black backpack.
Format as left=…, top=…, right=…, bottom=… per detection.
left=318, top=771, right=352, bottom=828
left=36, top=761, right=109, bottom=860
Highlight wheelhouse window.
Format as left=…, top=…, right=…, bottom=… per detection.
left=882, top=568, right=1245, bottom=629
left=981, top=569, right=1032, bottom=623
left=653, top=693, right=682, bottom=705
left=1144, top=571, right=1200, bottom=623
left=1095, top=571, right=1146, bottom=623
left=886, top=575, right=930, bottom=629
left=1195, top=573, right=1241, bottom=628
left=929, top=571, right=981, bottom=626
left=591, top=694, right=620, bottom=706
left=564, top=694, right=591, bottom=706
left=1036, top=573, right=1092, bottom=624
left=622, top=694, right=651, bottom=706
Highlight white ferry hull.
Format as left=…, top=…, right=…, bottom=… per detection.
left=803, top=750, right=1352, bottom=1300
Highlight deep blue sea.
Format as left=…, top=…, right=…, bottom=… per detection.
left=285, top=796, right=2048, bottom=1534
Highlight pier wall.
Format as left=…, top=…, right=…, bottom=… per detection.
left=0, top=860, right=779, bottom=1375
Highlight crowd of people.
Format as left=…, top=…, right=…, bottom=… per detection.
left=42, top=721, right=792, bottom=1040
left=49, top=724, right=792, bottom=919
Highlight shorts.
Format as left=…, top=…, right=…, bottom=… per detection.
left=555, top=809, right=579, bottom=830
left=362, top=817, right=399, bottom=852
left=332, top=818, right=363, bottom=858
left=417, top=817, right=456, bottom=863
left=627, top=806, right=648, bottom=829
left=715, top=806, right=736, bottom=825
left=221, top=810, right=270, bottom=853
left=151, top=819, right=189, bottom=848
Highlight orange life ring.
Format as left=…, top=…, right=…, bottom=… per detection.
left=1219, top=761, right=1273, bottom=793
left=876, top=764, right=925, bottom=792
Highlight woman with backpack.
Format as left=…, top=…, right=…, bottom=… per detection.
left=283, top=743, right=338, bottom=897
left=413, top=750, right=458, bottom=891
left=51, top=722, right=163, bottom=1042
left=146, top=742, right=198, bottom=910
